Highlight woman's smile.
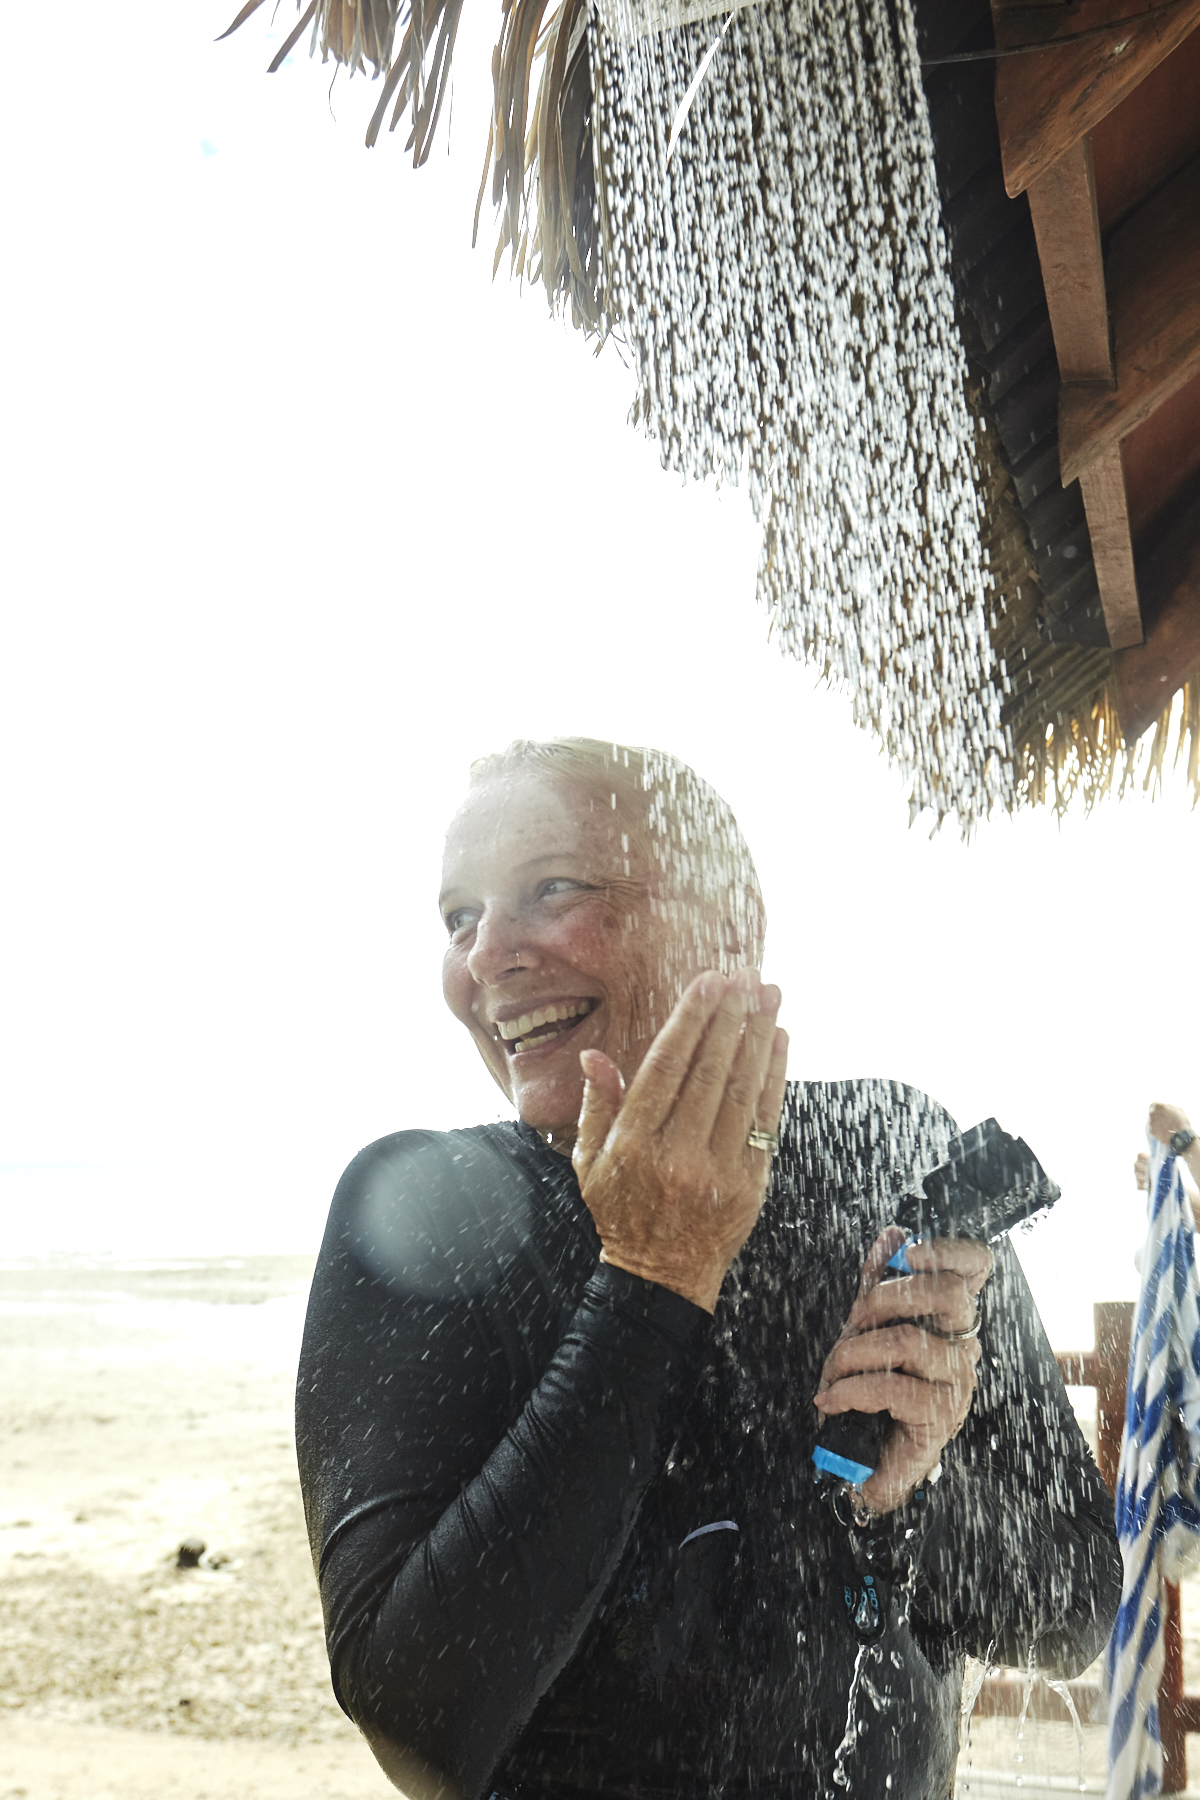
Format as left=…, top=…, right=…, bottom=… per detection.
left=492, top=997, right=600, bottom=1056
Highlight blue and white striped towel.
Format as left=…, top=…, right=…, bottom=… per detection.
left=1107, top=1139, right=1200, bottom=1799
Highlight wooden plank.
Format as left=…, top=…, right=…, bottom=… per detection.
left=1024, top=139, right=1143, bottom=645
left=990, top=0, right=1200, bottom=198
left=1161, top=1582, right=1188, bottom=1792
left=1055, top=1351, right=1099, bottom=1385
left=1059, top=154, right=1200, bottom=484
left=1113, top=492, right=1200, bottom=737
left=1025, top=135, right=1113, bottom=381
left=1095, top=1301, right=1134, bottom=1494
left=1122, top=367, right=1200, bottom=539
left=1174, top=1696, right=1200, bottom=1734
left=1090, top=24, right=1200, bottom=231
left=1080, top=447, right=1144, bottom=645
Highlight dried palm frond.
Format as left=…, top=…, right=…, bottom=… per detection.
left=220, top=0, right=456, bottom=148
left=480, top=0, right=603, bottom=326
left=364, top=0, right=466, bottom=163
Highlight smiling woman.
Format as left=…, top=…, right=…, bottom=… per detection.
left=293, top=737, right=1119, bottom=1800
left=439, top=739, right=765, bottom=1147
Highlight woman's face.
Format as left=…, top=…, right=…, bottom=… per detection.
left=440, top=769, right=713, bottom=1139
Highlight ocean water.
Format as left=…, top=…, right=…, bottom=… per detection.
left=0, top=1256, right=316, bottom=1373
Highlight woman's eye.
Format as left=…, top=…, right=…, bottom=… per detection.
left=445, top=909, right=477, bottom=937
left=540, top=878, right=583, bottom=898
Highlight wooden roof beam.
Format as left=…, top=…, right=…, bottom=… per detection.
left=1026, top=136, right=1144, bottom=645
left=1059, top=154, right=1200, bottom=484
left=991, top=0, right=1200, bottom=198
left=1113, top=490, right=1200, bottom=736
left=1078, top=449, right=1145, bottom=646
left=1026, top=135, right=1112, bottom=381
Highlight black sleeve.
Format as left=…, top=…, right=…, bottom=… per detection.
left=905, top=1238, right=1122, bottom=1676
left=296, top=1132, right=705, bottom=1800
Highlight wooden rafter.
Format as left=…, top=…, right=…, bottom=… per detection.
left=1025, top=136, right=1111, bottom=382
left=988, top=0, right=1200, bottom=740
left=1079, top=449, right=1144, bottom=647
left=1059, top=155, right=1200, bottom=484
left=1025, top=135, right=1144, bottom=645
left=992, top=0, right=1200, bottom=197
left=1114, top=493, right=1200, bottom=737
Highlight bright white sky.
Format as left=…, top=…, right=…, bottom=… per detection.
left=2, top=1, right=1197, bottom=1350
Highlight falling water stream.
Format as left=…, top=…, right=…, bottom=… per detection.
left=585, top=0, right=1009, bottom=829
left=829, top=1642, right=869, bottom=1794
left=1046, top=1680, right=1089, bottom=1792
left=1012, top=1660, right=1036, bottom=1787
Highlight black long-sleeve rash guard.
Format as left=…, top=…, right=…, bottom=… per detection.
left=296, top=1081, right=1121, bottom=1800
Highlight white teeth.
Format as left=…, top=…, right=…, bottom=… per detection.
left=495, top=999, right=593, bottom=1045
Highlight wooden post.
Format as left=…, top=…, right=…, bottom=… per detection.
left=1056, top=1301, right=1200, bottom=1793
left=1094, top=1299, right=1134, bottom=1494
left=1162, top=1580, right=1188, bottom=1793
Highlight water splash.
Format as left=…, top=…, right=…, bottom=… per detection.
left=1047, top=1679, right=1088, bottom=1791
left=829, top=1641, right=868, bottom=1793
left=1011, top=1647, right=1038, bottom=1787
left=959, top=1652, right=992, bottom=1751
left=585, top=0, right=1008, bottom=830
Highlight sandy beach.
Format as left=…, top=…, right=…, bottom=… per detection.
left=3, top=1256, right=1199, bottom=1799
left=0, top=1256, right=391, bottom=1798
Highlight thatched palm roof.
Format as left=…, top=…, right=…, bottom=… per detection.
left=223, top=0, right=1200, bottom=821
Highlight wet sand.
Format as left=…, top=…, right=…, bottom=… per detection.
left=3, top=1258, right=1200, bottom=1799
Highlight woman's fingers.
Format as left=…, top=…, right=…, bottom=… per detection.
left=709, top=983, right=783, bottom=1154
left=892, top=1237, right=994, bottom=1293
left=753, top=1027, right=790, bottom=1151
left=671, top=974, right=757, bottom=1140
left=815, top=1321, right=980, bottom=1507
left=613, top=968, right=786, bottom=1155
left=575, top=968, right=788, bottom=1314
left=815, top=1363, right=977, bottom=1429
left=618, top=973, right=731, bottom=1134
left=848, top=1270, right=982, bottom=1338
left=820, top=1320, right=979, bottom=1390
left=814, top=1231, right=991, bottom=1514
left=572, top=1050, right=624, bottom=1184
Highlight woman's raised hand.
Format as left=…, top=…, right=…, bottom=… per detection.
left=571, top=970, right=789, bottom=1313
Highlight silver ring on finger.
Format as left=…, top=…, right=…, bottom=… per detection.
left=942, top=1293, right=983, bottom=1344
left=746, top=1128, right=780, bottom=1154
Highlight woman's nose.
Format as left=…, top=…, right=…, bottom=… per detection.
left=466, top=909, right=537, bottom=986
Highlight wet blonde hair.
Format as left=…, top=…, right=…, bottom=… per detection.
left=469, top=737, right=765, bottom=964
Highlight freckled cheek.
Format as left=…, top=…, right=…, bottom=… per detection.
left=441, top=951, right=477, bottom=1029
left=556, top=901, right=637, bottom=969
